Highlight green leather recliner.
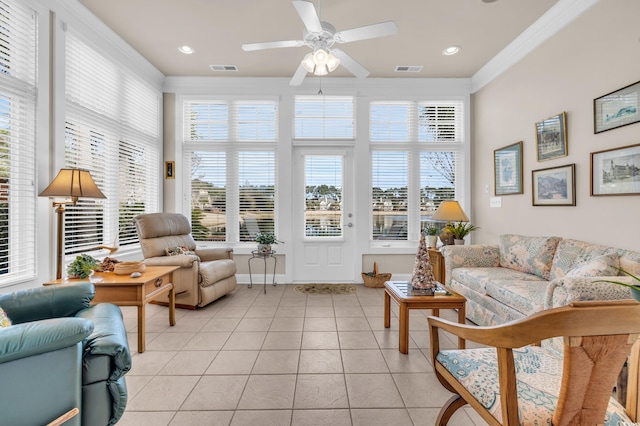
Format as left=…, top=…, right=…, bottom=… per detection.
left=0, top=282, right=132, bottom=425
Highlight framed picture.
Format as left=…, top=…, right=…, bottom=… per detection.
left=494, top=141, right=523, bottom=195
left=532, top=163, right=576, bottom=206
left=535, top=112, right=567, bottom=161
left=590, top=143, right=640, bottom=196
left=165, top=161, right=175, bottom=179
left=594, top=80, right=640, bottom=133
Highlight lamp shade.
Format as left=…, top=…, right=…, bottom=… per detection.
left=39, top=168, right=106, bottom=200
left=431, top=200, right=469, bottom=222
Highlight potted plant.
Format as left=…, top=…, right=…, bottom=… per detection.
left=446, top=222, right=479, bottom=245
left=254, top=232, right=282, bottom=254
left=424, top=224, right=439, bottom=248
left=67, top=253, right=100, bottom=279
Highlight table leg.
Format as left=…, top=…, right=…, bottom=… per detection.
left=384, top=291, right=390, bottom=328
left=457, top=304, right=466, bottom=349
left=168, top=284, right=176, bottom=326
left=248, top=257, right=254, bottom=288
left=399, top=302, right=409, bottom=354
left=272, top=255, right=277, bottom=287
left=262, top=257, right=267, bottom=294
left=137, top=304, right=146, bottom=353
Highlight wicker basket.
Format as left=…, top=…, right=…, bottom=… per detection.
left=361, top=262, right=392, bottom=288
left=114, top=261, right=146, bottom=275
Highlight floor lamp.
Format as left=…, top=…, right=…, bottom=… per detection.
left=39, top=168, right=106, bottom=279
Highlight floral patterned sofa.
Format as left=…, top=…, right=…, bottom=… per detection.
left=441, top=234, right=640, bottom=327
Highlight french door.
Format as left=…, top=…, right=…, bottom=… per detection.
left=292, top=148, right=356, bottom=282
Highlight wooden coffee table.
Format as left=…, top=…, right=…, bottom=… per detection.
left=45, top=265, right=180, bottom=353
left=384, top=280, right=466, bottom=354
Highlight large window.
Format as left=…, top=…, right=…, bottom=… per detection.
left=295, top=96, right=354, bottom=139
left=64, top=30, right=160, bottom=255
left=0, top=1, right=37, bottom=286
left=184, top=100, right=278, bottom=243
left=370, top=101, right=463, bottom=241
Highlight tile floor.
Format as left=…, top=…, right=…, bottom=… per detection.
left=118, top=284, right=488, bottom=426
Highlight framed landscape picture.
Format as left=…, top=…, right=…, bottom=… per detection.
left=494, top=142, right=523, bottom=195
left=594, top=80, right=640, bottom=133
left=535, top=112, right=567, bottom=161
left=590, top=143, right=640, bottom=196
left=532, top=164, right=575, bottom=206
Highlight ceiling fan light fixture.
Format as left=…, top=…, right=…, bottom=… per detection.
left=313, top=48, right=329, bottom=65
left=326, top=53, right=340, bottom=72
left=314, top=64, right=329, bottom=76
left=301, top=53, right=315, bottom=73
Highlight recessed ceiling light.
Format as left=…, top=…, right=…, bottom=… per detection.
left=178, top=45, right=194, bottom=54
left=442, top=45, right=461, bottom=56
left=482, top=0, right=498, bottom=3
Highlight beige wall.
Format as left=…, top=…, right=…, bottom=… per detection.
left=471, top=0, right=640, bottom=251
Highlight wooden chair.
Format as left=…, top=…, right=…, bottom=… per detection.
left=428, top=300, right=640, bottom=425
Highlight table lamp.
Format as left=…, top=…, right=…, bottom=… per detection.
left=431, top=200, right=469, bottom=246
left=39, top=168, right=106, bottom=279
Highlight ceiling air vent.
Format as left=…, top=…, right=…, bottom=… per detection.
left=395, top=65, right=423, bottom=73
left=209, top=65, right=238, bottom=72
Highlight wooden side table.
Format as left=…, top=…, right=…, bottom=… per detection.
left=428, top=248, right=445, bottom=283
left=44, top=265, right=179, bottom=353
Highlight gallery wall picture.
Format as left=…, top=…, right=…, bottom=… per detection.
left=594, top=80, right=640, bottom=133
left=535, top=112, right=567, bottom=161
left=494, top=141, right=523, bottom=195
left=591, top=143, right=640, bottom=196
left=532, top=163, right=576, bottom=206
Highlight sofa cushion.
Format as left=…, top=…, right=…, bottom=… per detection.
left=485, top=280, right=549, bottom=316
left=452, top=267, right=545, bottom=295
left=565, top=253, right=620, bottom=277
left=499, top=235, right=561, bottom=280
left=199, top=259, right=237, bottom=288
left=619, top=248, right=640, bottom=276
left=550, top=239, right=619, bottom=280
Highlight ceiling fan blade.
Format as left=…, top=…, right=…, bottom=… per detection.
left=334, top=21, right=398, bottom=43
left=242, top=40, right=304, bottom=51
left=290, top=63, right=308, bottom=86
left=292, top=0, right=322, bottom=33
left=331, top=49, right=369, bottom=79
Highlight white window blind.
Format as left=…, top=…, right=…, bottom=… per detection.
left=65, top=30, right=160, bottom=255
left=0, top=1, right=37, bottom=286
left=372, top=151, right=408, bottom=240
left=295, top=95, right=354, bottom=139
left=183, top=100, right=278, bottom=243
left=370, top=101, right=464, bottom=241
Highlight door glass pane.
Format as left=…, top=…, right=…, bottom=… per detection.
left=305, top=155, right=342, bottom=237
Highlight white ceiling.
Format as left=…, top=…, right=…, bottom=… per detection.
left=78, top=0, right=559, bottom=80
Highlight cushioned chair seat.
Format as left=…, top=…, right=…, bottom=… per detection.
left=437, top=347, right=631, bottom=425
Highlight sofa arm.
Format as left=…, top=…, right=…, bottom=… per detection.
left=544, top=276, right=634, bottom=309
left=441, top=244, right=500, bottom=284
left=76, top=303, right=131, bottom=381
left=0, top=317, right=93, bottom=364
left=144, top=255, right=197, bottom=268
left=0, top=282, right=94, bottom=324
left=195, top=247, right=234, bottom=261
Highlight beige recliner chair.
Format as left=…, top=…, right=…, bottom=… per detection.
left=133, top=213, right=237, bottom=309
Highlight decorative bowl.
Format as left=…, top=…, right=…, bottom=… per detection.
left=114, top=261, right=146, bottom=275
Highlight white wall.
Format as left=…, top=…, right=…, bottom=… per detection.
left=471, top=0, right=640, bottom=252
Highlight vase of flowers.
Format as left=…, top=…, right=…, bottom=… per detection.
left=254, top=232, right=282, bottom=254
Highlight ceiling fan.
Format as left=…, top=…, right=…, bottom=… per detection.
left=241, top=0, right=398, bottom=86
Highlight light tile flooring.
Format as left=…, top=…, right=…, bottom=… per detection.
left=118, top=284, right=488, bottom=426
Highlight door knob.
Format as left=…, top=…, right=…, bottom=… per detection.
left=347, top=223, right=353, bottom=227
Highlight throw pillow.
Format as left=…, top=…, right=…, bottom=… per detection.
left=165, top=246, right=195, bottom=256
left=566, top=253, right=620, bottom=278
left=0, top=306, right=12, bottom=328
left=499, top=235, right=562, bottom=280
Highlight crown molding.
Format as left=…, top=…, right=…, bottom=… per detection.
left=471, top=0, right=599, bottom=93
left=41, top=0, right=165, bottom=89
